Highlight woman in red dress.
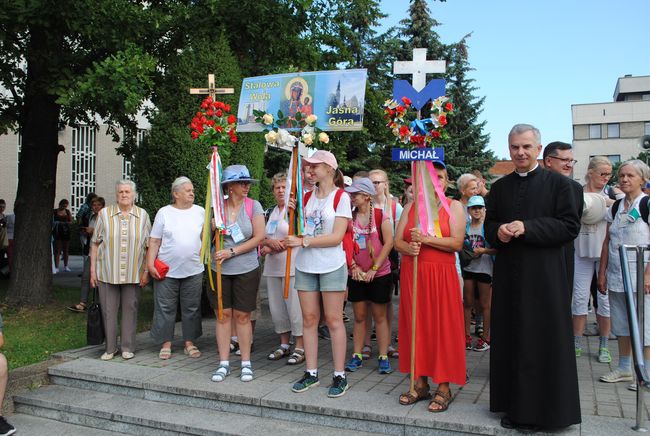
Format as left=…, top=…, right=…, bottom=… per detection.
left=395, top=162, right=466, bottom=412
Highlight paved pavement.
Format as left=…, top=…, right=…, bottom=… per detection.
left=50, top=256, right=650, bottom=433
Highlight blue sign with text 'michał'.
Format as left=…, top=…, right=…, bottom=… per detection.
left=392, top=147, right=445, bottom=162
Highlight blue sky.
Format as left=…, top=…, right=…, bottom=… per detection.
left=379, top=0, right=650, bottom=158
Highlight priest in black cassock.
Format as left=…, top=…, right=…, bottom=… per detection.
left=485, top=124, right=582, bottom=431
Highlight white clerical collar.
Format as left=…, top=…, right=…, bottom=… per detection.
left=515, top=163, right=539, bottom=177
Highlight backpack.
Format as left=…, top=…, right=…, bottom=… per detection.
left=304, top=189, right=358, bottom=268
left=611, top=197, right=650, bottom=224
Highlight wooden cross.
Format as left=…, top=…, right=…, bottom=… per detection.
left=189, top=74, right=234, bottom=99
left=393, top=48, right=446, bottom=92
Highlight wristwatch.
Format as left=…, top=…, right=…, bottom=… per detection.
left=371, top=265, right=379, bottom=271
left=229, top=248, right=236, bottom=257
left=302, top=237, right=310, bottom=248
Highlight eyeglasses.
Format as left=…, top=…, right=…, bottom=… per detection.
left=372, top=180, right=386, bottom=185
left=548, top=156, right=577, bottom=166
left=598, top=172, right=612, bottom=178
left=237, top=181, right=252, bottom=186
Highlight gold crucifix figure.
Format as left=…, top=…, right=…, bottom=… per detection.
left=189, top=74, right=234, bottom=99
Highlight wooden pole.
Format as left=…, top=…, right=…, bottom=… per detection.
left=216, top=233, right=224, bottom=320
left=409, top=159, right=420, bottom=395
left=283, top=144, right=299, bottom=299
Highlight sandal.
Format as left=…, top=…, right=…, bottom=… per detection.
left=399, top=384, right=431, bottom=405
left=287, top=348, right=305, bottom=365
left=184, top=345, right=201, bottom=358
left=268, top=347, right=290, bottom=361
left=159, top=347, right=172, bottom=360
left=428, top=389, right=453, bottom=413
left=361, top=344, right=372, bottom=360
left=67, top=302, right=87, bottom=313
left=387, top=346, right=399, bottom=359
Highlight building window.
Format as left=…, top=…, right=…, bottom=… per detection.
left=607, top=123, right=619, bottom=138
left=605, top=154, right=621, bottom=164
left=645, top=122, right=650, bottom=135
left=71, top=126, right=97, bottom=216
left=589, top=124, right=601, bottom=139
left=121, top=128, right=145, bottom=181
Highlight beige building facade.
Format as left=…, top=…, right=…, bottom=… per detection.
left=572, top=75, right=650, bottom=182
left=0, top=125, right=144, bottom=216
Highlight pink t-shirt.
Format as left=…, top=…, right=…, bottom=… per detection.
left=351, top=211, right=391, bottom=277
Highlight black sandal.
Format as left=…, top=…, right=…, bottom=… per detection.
left=428, top=389, right=452, bottom=413
left=67, top=302, right=87, bottom=313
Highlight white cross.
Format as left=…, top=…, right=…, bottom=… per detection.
left=189, top=74, right=234, bottom=99
left=393, top=48, right=446, bottom=92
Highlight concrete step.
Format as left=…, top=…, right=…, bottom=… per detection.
left=7, top=413, right=115, bottom=435
left=14, top=384, right=375, bottom=436
left=42, top=357, right=510, bottom=435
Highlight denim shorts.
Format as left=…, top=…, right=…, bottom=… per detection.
left=295, top=264, right=348, bottom=292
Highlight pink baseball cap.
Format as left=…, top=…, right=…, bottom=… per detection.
left=303, top=150, right=338, bottom=170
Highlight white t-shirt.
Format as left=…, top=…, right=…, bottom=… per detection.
left=295, top=188, right=352, bottom=274
left=150, top=204, right=205, bottom=278
left=263, top=205, right=299, bottom=277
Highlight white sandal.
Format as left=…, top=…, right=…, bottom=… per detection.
left=240, top=365, right=254, bottom=382
left=211, top=365, right=230, bottom=382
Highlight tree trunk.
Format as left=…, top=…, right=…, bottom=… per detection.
left=7, top=27, right=62, bottom=306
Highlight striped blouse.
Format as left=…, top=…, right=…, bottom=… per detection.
left=92, top=204, right=151, bottom=285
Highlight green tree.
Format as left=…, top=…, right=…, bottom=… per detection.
left=0, top=0, right=175, bottom=305
left=443, top=34, right=494, bottom=179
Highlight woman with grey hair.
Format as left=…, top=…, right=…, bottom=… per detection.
left=146, top=177, right=205, bottom=360
left=457, top=173, right=479, bottom=213
left=598, top=160, right=650, bottom=387
left=90, top=180, right=151, bottom=360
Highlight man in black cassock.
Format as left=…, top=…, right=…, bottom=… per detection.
left=542, top=141, right=585, bottom=292
left=485, top=124, right=582, bottom=431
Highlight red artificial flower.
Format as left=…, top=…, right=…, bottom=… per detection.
left=206, top=119, right=215, bottom=127
left=196, top=111, right=202, bottom=117
left=432, top=130, right=441, bottom=138
left=227, top=115, right=236, bottom=124
left=191, top=131, right=199, bottom=139
left=215, top=126, right=223, bottom=133
left=401, top=96, right=411, bottom=107
left=205, top=96, right=213, bottom=104
left=196, top=125, right=204, bottom=134
left=200, top=101, right=209, bottom=109
left=215, top=109, right=223, bottom=117
left=389, top=109, right=396, bottom=116
left=224, top=104, right=231, bottom=112
left=230, top=135, right=238, bottom=143
left=396, top=105, right=405, bottom=113
left=399, top=125, right=410, bottom=137
left=438, top=115, right=447, bottom=126
left=206, top=109, right=214, bottom=117
left=445, top=102, right=453, bottom=111
left=214, top=101, right=225, bottom=110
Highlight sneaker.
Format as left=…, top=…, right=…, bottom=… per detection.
left=345, top=354, right=363, bottom=372
left=598, top=347, right=612, bottom=363
left=465, top=335, right=473, bottom=350
left=600, top=369, right=634, bottom=383
left=628, top=382, right=638, bottom=392
left=328, top=375, right=349, bottom=398
left=240, top=364, right=254, bottom=382
left=575, top=346, right=582, bottom=358
left=211, top=365, right=231, bottom=382
left=342, top=312, right=350, bottom=323
left=292, top=371, right=320, bottom=393
left=0, top=416, right=16, bottom=436
left=378, top=357, right=393, bottom=374
left=360, top=344, right=372, bottom=360
left=473, top=338, right=490, bottom=352
left=318, top=325, right=331, bottom=340
left=370, top=329, right=377, bottom=341
left=476, top=323, right=484, bottom=336
left=64, top=266, right=72, bottom=272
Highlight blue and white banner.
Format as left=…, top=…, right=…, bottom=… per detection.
left=391, top=147, right=445, bottom=162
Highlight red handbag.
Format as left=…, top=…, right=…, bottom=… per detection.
left=153, top=258, right=169, bottom=279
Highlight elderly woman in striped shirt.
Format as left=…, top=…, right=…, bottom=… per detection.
left=90, top=180, right=151, bottom=361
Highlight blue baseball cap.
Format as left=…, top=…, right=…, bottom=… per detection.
left=467, top=195, right=485, bottom=208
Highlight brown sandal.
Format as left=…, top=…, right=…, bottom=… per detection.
left=399, top=384, right=431, bottom=405
left=428, top=389, right=453, bottom=412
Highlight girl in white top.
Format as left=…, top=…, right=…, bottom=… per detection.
left=285, top=150, right=352, bottom=398
left=598, top=160, right=650, bottom=384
